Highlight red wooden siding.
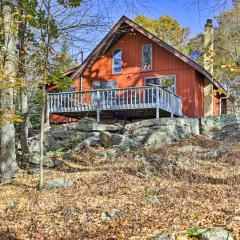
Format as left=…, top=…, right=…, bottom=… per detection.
left=221, top=99, right=227, bottom=114
left=213, top=96, right=219, bottom=115
left=78, top=31, right=204, bottom=117
left=213, top=95, right=227, bottom=115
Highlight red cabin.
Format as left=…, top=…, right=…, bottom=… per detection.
left=47, top=16, right=233, bottom=124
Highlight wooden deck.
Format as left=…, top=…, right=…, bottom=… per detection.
left=47, top=86, right=183, bottom=122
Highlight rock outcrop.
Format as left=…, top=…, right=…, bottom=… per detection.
left=125, top=118, right=200, bottom=148
left=18, top=114, right=240, bottom=166
left=201, top=114, right=240, bottom=140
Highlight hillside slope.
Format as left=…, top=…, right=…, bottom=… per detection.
left=0, top=134, right=239, bottom=239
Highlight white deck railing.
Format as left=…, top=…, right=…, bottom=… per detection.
left=47, top=86, right=183, bottom=121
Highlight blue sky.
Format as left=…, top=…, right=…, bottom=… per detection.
left=74, top=0, right=233, bottom=61
left=114, top=0, right=233, bottom=36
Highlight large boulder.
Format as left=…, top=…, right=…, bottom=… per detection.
left=125, top=118, right=200, bottom=133
left=201, top=114, right=240, bottom=140
left=97, top=133, right=142, bottom=159
left=26, top=135, right=40, bottom=153
left=74, top=136, right=101, bottom=151
left=97, top=145, right=126, bottom=159
left=100, top=131, right=141, bottom=148
left=125, top=118, right=200, bottom=148
left=44, top=129, right=86, bottom=151
left=59, top=118, right=123, bottom=133
left=25, top=152, right=61, bottom=168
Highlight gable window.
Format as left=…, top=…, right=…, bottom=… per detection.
left=145, top=75, right=176, bottom=93
left=142, top=43, right=152, bottom=71
left=112, top=49, right=122, bottom=73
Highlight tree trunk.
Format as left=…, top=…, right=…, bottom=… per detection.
left=0, top=0, right=18, bottom=182
left=18, top=3, right=30, bottom=156
left=39, top=0, right=51, bottom=190
left=20, top=89, right=30, bottom=155
left=39, top=84, right=46, bottom=189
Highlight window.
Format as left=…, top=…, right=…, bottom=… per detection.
left=92, top=80, right=118, bottom=106
left=112, top=49, right=122, bottom=73
left=160, top=76, right=176, bottom=93
left=67, top=87, right=76, bottom=92
left=92, top=80, right=117, bottom=89
left=145, top=75, right=176, bottom=93
left=142, top=43, right=152, bottom=71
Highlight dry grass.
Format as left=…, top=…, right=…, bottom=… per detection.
left=0, top=136, right=239, bottom=240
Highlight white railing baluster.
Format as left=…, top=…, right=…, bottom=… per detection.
left=114, top=90, right=117, bottom=108
left=134, top=88, right=137, bottom=108
left=110, top=90, right=113, bottom=108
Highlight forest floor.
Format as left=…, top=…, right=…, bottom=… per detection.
left=0, top=136, right=240, bottom=240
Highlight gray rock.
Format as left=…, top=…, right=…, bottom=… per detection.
left=27, top=167, right=40, bottom=175
left=27, top=136, right=40, bottom=153
left=218, top=143, right=234, bottom=152
left=44, top=130, right=86, bottom=151
left=98, top=132, right=142, bottom=159
left=201, top=114, right=240, bottom=139
left=60, top=118, right=123, bottom=133
left=189, top=228, right=234, bottom=240
left=74, top=136, right=101, bottom=151
left=100, top=131, right=142, bottom=149
left=125, top=118, right=200, bottom=135
left=204, top=149, right=221, bottom=158
left=100, top=210, right=118, bottom=220
left=151, top=233, right=172, bottom=240
left=97, top=145, right=126, bottom=159
left=144, top=130, right=172, bottom=148
left=178, top=145, right=203, bottom=153
left=145, top=195, right=160, bottom=205
left=44, top=178, right=74, bottom=189
left=100, top=131, right=124, bottom=148
left=26, top=152, right=61, bottom=168
left=125, top=118, right=200, bottom=149
left=8, top=200, right=19, bottom=209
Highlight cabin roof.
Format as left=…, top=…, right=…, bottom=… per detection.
left=65, top=15, right=227, bottom=93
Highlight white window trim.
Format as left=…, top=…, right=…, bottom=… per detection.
left=112, top=48, right=122, bottom=74
left=142, top=43, right=153, bottom=71
left=144, top=75, right=177, bottom=94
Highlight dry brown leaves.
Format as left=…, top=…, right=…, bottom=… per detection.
left=0, top=136, right=239, bottom=240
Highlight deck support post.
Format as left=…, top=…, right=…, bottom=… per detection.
left=96, top=90, right=101, bottom=123
left=96, top=108, right=100, bottom=123
left=156, top=86, right=160, bottom=119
